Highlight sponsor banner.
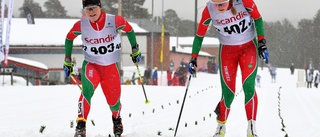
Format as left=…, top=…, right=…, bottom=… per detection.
left=0, top=0, right=5, bottom=62
left=4, top=0, right=14, bottom=67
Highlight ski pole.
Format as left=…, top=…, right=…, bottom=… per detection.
left=135, top=63, right=150, bottom=104
left=70, top=75, right=82, bottom=91
left=174, top=75, right=192, bottom=137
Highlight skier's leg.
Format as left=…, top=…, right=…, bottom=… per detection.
left=100, top=63, right=122, bottom=118
left=239, top=41, right=258, bottom=121
left=78, top=61, right=100, bottom=120
left=239, top=40, right=259, bottom=137
left=100, top=63, right=122, bottom=135
left=214, top=44, right=240, bottom=136
left=77, top=61, right=101, bottom=121
left=75, top=61, right=101, bottom=136
left=216, top=44, right=239, bottom=122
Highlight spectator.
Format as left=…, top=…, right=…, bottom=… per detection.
left=314, top=73, right=319, bottom=88
left=304, top=65, right=308, bottom=77
left=172, top=72, right=180, bottom=86
left=199, top=65, right=208, bottom=72
left=309, top=60, right=314, bottom=75
left=169, top=60, right=175, bottom=72
left=213, top=62, right=218, bottom=74
left=143, top=67, right=151, bottom=85
left=167, top=69, right=172, bottom=86
left=77, top=73, right=82, bottom=83
left=207, top=60, right=214, bottom=73
left=177, top=66, right=187, bottom=86
left=307, top=71, right=313, bottom=88
left=180, top=58, right=185, bottom=66
left=269, top=65, right=277, bottom=83
left=152, top=67, right=158, bottom=85
left=131, top=72, right=136, bottom=85
left=290, top=63, right=295, bottom=75
left=256, top=74, right=261, bottom=88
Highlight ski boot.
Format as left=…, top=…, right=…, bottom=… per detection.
left=112, top=116, right=123, bottom=137
left=74, top=121, right=86, bottom=137
left=247, top=120, right=259, bottom=137
left=213, top=121, right=226, bottom=137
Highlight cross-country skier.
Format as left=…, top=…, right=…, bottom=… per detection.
left=63, top=0, right=141, bottom=136
left=187, top=0, right=269, bottom=136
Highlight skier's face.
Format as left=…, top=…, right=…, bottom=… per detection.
left=84, top=5, right=101, bottom=22
left=211, top=0, right=230, bottom=13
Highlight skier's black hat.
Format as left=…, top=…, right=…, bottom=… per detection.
left=82, top=0, right=101, bottom=8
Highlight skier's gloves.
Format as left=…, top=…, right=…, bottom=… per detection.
left=258, top=39, right=269, bottom=64
left=130, top=44, right=141, bottom=63
left=63, top=57, right=73, bottom=78
left=188, top=57, right=197, bottom=74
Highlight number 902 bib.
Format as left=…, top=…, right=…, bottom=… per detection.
left=207, top=0, right=255, bottom=45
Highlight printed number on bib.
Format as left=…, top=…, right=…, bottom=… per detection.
left=223, top=19, right=252, bottom=34
left=83, top=43, right=121, bottom=55
left=78, top=102, right=82, bottom=114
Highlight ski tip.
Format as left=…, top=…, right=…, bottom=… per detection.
left=145, top=100, right=150, bottom=104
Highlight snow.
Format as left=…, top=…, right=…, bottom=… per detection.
left=8, top=56, right=48, bottom=70
left=0, top=67, right=320, bottom=137
left=0, top=75, right=33, bottom=86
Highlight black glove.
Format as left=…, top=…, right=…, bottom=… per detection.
left=258, top=39, right=269, bottom=64
left=187, top=58, right=197, bottom=74
left=130, top=44, right=141, bottom=63
left=63, top=57, right=73, bottom=78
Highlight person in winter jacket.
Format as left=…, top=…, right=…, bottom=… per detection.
left=314, top=72, right=319, bottom=88
left=152, top=67, right=158, bottom=85
left=256, top=74, right=261, bottom=88
left=167, top=69, right=172, bottom=86
left=307, top=71, right=313, bottom=88
left=143, top=66, right=152, bottom=85
left=290, top=63, right=295, bottom=75
left=269, top=65, right=277, bottom=83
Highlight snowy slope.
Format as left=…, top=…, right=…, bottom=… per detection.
left=0, top=67, right=320, bottom=137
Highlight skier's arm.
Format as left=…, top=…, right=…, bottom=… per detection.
left=243, top=0, right=265, bottom=41
left=115, top=16, right=137, bottom=47
left=65, top=21, right=81, bottom=58
left=63, top=21, right=81, bottom=78
left=192, top=7, right=212, bottom=58
left=115, top=16, right=140, bottom=63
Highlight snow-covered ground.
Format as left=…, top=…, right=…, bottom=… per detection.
left=0, top=75, right=33, bottom=86
left=0, top=67, right=319, bottom=137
